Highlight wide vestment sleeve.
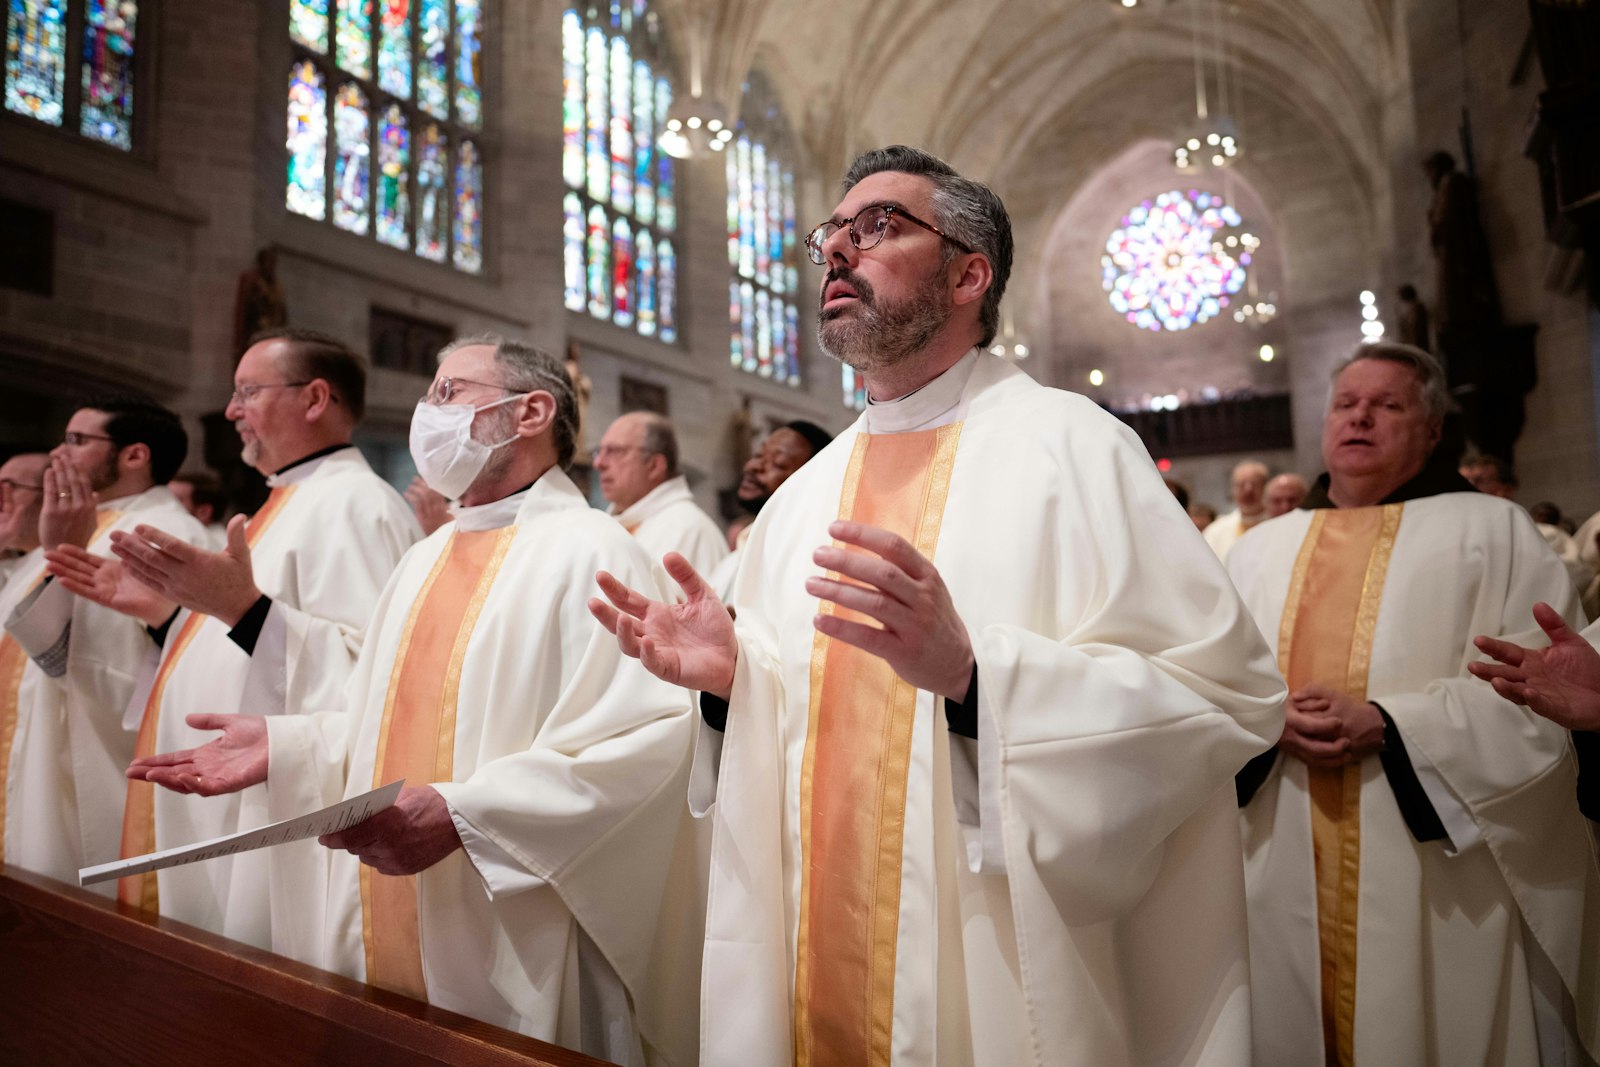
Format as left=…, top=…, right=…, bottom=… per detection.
left=1370, top=501, right=1600, bottom=1057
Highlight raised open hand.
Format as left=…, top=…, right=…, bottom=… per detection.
left=589, top=551, right=738, bottom=698
left=45, top=544, right=178, bottom=627
left=39, top=456, right=98, bottom=552
left=109, top=514, right=261, bottom=626
left=1471, top=602, right=1600, bottom=732
left=126, top=713, right=269, bottom=796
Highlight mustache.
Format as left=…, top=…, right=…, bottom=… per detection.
left=822, top=267, right=874, bottom=309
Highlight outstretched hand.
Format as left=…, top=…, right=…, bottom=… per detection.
left=45, top=544, right=178, bottom=627
left=126, top=713, right=268, bottom=796
left=1470, top=602, right=1600, bottom=732
left=589, top=552, right=738, bottom=699
left=109, top=515, right=261, bottom=626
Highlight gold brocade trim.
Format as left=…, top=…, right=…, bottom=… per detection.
left=361, top=532, right=458, bottom=987
left=794, top=432, right=869, bottom=1067
left=435, top=528, right=514, bottom=781
left=115, top=485, right=299, bottom=913
left=794, top=424, right=963, bottom=1067
left=1276, top=510, right=1327, bottom=678
left=1279, top=503, right=1404, bottom=1067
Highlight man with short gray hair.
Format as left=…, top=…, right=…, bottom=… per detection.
left=595, top=410, right=726, bottom=594
left=129, top=334, right=694, bottom=1065
left=1228, top=341, right=1598, bottom=1064
left=1203, top=458, right=1270, bottom=559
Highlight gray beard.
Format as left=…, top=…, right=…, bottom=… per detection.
left=241, top=437, right=261, bottom=470
left=817, top=270, right=952, bottom=374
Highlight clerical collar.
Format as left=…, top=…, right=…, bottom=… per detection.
left=1302, top=453, right=1477, bottom=509
left=862, top=348, right=980, bottom=434
left=268, top=443, right=353, bottom=484
left=449, top=479, right=538, bottom=532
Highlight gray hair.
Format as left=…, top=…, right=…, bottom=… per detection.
left=439, top=334, right=579, bottom=469
left=1329, top=342, right=1450, bottom=423
left=634, top=411, right=679, bottom=478
left=841, top=146, right=1014, bottom=348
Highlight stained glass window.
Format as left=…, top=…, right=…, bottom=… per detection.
left=80, top=0, right=136, bottom=147
left=728, top=71, right=802, bottom=386
left=562, top=5, right=675, bottom=342
left=332, top=82, right=371, bottom=232
left=5, top=0, right=146, bottom=151
left=842, top=366, right=867, bottom=412
left=287, top=0, right=487, bottom=272
left=1100, top=189, right=1249, bottom=332
left=376, top=103, right=409, bottom=247
left=286, top=61, right=327, bottom=220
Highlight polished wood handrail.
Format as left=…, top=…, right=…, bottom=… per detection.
left=0, top=866, right=616, bottom=1066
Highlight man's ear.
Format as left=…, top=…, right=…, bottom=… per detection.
left=950, top=253, right=993, bottom=311
left=516, top=391, right=557, bottom=439
left=119, top=442, right=151, bottom=475
left=645, top=450, right=669, bottom=482
left=302, top=379, right=334, bottom=423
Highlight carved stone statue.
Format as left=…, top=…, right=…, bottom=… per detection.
left=1424, top=152, right=1502, bottom=346
left=233, top=248, right=288, bottom=357
left=564, top=340, right=594, bottom=463
left=1395, top=284, right=1432, bottom=352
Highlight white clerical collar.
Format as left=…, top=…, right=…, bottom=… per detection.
left=265, top=445, right=358, bottom=488
left=450, top=486, right=530, bottom=531
left=611, top=474, right=692, bottom=527
left=862, top=348, right=980, bottom=434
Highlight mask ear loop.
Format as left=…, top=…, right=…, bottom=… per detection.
left=478, top=392, right=534, bottom=451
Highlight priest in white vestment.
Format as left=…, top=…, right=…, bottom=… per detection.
left=1227, top=342, right=1600, bottom=1066
left=1202, top=459, right=1269, bottom=560
left=6, top=401, right=206, bottom=889
left=591, top=147, right=1286, bottom=1067
left=708, top=420, right=832, bottom=599
left=0, top=453, right=49, bottom=865
left=597, top=411, right=727, bottom=589
left=130, top=337, right=696, bottom=1067
left=48, top=329, right=420, bottom=949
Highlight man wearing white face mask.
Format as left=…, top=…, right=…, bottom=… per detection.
left=127, top=335, right=697, bottom=1066
left=47, top=328, right=419, bottom=947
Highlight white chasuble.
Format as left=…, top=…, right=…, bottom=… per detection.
left=3, top=487, right=207, bottom=888
left=1228, top=495, right=1600, bottom=1066
left=612, top=475, right=729, bottom=594
left=0, top=548, right=48, bottom=864
left=118, top=448, right=418, bottom=947
left=262, top=470, right=695, bottom=1063
left=695, top=350, right=1286, bottom=1067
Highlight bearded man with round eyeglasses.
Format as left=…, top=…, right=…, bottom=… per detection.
left=591, top=145, right=1285, bottom=1067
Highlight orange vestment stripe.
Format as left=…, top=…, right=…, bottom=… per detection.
left=117, top=487, right=297, bottom=911
left=359, top=526, right=514, bottom=1001
left=2, top=512, right=121, bottom=857
left=795, top=424, right=963, bottom=1067
left=1277, top=504, right=1402, bottom=1067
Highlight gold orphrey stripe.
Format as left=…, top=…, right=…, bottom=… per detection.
left=117, top=487, right=297, bottom=912
left=1276, top=503, right=1402, bottom=1067
left=1, top=510, right=122, bottom=857
left=359, top=525, right=515, bottom=1002
left=795, top=423, right=963, bottom=1067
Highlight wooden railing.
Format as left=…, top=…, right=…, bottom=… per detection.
left=0, top=867, right=614, bottom=1066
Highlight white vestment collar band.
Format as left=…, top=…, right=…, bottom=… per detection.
left=861, top=347, right=980, bottom=435
left=450, top=466, right=586, bottom=532
left=611, top=474, right=694, bottom=526
left=265, top=445, right=361, bottom=488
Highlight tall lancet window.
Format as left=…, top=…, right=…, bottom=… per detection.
left=727, top=71, right=800, bottom=385
left=287, top=0, right=488, bottom=274
left=4, top=0, right=143, bottom=150
left=561, top=2, right=676, bottom=342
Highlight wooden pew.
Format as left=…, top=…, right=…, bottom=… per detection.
left=0, top=867, right=615, bottom=1065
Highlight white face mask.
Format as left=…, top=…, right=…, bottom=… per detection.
left=408, top=394, right=524, bottom=500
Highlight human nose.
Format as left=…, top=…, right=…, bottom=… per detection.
left=821, top=220, right=856, bottom=265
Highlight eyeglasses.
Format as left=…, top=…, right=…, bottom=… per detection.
left=62, top=431, right=116, bottom=447
left=423, top=375, right=514, bottom=405
left=0, top=478, right=43, bottom=493
left=803, top=203, right=975, bottom=266
left=231, top=381, right=310, bottom=404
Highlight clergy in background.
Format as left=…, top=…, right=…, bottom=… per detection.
left=1203, top=458, right=1270, bottom=559
left=129, top=336, right=695, bottom=1066
left=709, top=419, right=832, bottom=598
left=1227, top=342, right=1599, bottom=1065
left=5, top=400, right=207, bottom=889
left=596, top=410, right=727, bottom=591
left=591, top=145, right=1286, bottom=1067
left=48, top=328, right=420, bottom=949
